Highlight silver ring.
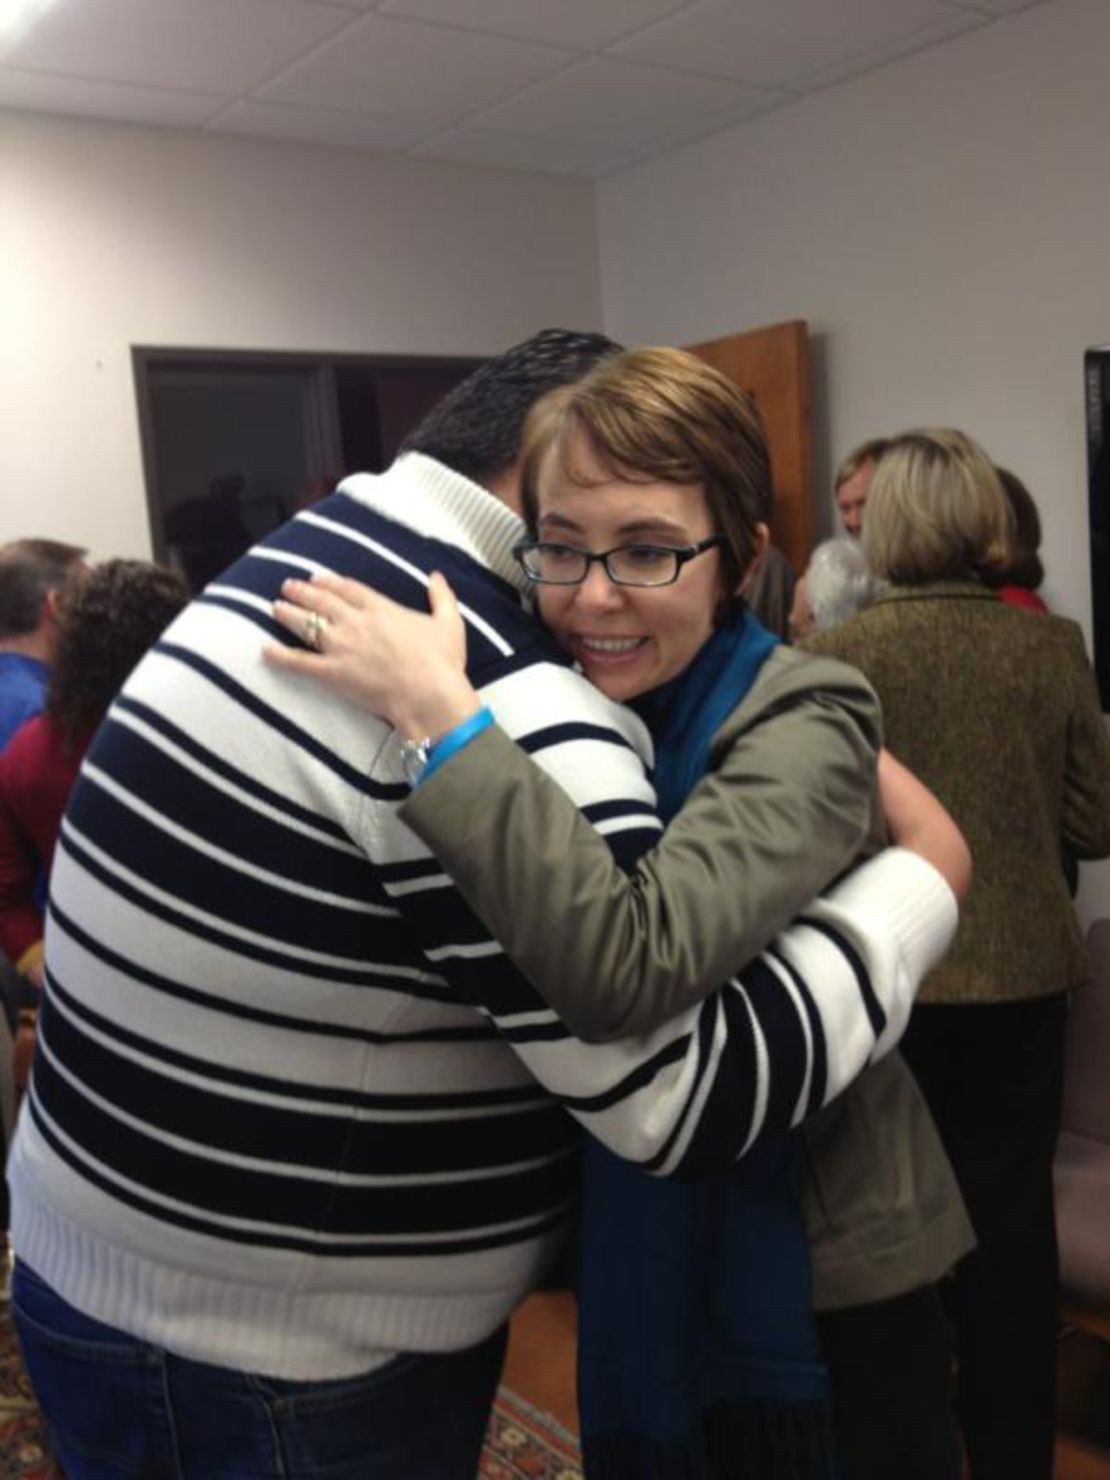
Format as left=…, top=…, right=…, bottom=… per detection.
left=304, top=610, right=328, bottom=653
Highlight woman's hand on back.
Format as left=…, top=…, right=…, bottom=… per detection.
left=265, top=570, right=480, bottom=741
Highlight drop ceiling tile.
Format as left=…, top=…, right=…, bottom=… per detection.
left=257, top=12, right=576, bottom=123
left=379, top=0, right=694, bottom=52
left=468, top=55, right=775, bottom=153
left=208, top=98, right=434, bottom=150
left=942, top=0, right=1041, bottom=11
left=2, top=0, right=354, bottom=96
left=0, top=66, right=223, bottom=125
left=413, top=122, right=642, bottom=177
left=796, top=6, right=985, bottom=91
left=611, top=0, right=978, bottom=89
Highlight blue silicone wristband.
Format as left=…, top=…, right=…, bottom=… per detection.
left=419, top=706, right=495, bottom=784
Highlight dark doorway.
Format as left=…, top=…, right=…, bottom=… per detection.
left=134, top=348, right=481, bottom=591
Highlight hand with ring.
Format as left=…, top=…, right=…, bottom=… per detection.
left=303, top=609, right=328, bottom=652
left=265, top=571, right=480, bottom=741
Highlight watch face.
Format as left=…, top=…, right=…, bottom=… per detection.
left=399, top=736, right=431, bottom=787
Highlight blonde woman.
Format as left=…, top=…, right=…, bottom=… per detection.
left=804, top=428, right=1110, bottom=1480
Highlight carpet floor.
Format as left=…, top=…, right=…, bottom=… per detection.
left=0, top=1299, right=61, bottom=1478
left=480, top=1387, right=583, bottom=1480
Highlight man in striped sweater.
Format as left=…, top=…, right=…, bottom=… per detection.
left=8, top=331, right=957, bottom=1480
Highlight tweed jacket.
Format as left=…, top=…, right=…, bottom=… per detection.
left=805, top=580, right=1110, bottom=1004
left=403, top=646, right=973, bottom=1308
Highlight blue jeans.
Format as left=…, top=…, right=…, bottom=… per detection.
left=12, top=1262, right=507, bottom=1479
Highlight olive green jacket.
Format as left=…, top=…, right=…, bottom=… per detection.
left=805, top=581, right=1110, bottom=1004
left=402, top=645, right=973, bottom=1308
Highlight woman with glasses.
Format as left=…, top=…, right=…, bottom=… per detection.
left=269, top=347, right=972, bottom=1479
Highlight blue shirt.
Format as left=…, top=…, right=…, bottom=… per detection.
left=0, top=652, right=48, bottom=753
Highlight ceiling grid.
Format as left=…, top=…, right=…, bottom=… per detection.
left=0, top=0, right=1047, bottom=177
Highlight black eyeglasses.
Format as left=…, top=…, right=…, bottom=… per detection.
left=513, top=536, right=723, bottom=588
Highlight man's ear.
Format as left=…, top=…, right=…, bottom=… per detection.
left=737, top=522, right=771, bottom=594
left=43, top=588, right=64, bottom=626
left=486, top=458, right=524, bottom=515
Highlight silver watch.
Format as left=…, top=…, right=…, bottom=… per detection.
left=398, top=735, right=434, bottom=786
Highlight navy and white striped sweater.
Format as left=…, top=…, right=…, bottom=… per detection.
left=9, top=454, right=956, bottom=1380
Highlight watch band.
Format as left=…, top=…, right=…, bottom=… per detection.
left=398, top=707, right=495, bottom=788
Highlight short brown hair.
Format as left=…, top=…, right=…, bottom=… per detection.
left=835, top=438, right=891, bottom=492
left=520, top=347, right=769, bottom=611
left=980, top=467, right=1044, bottom=593
left=0, top=538, right=86, bottom=639
left=862, top=429, right=1014, bottom=585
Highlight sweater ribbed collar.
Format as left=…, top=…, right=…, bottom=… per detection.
left=338, top=454, right=528, bottom=593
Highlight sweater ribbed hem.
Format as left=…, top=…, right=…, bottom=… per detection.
left=874, top=848, right=960, bottom=987
left=11, top=1145, right=561, bottom=1381
left=823, top=847, right=957, bottom=1059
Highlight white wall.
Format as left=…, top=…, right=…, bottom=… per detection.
left=598, top=0, right=1108, bottom=620
left=0, top=112, right=600, bottom=556
left=597, top=0, right=1110, bottom=922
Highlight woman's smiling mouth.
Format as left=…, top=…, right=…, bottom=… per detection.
left=574, top=633, right=651, bottom=668
left=575, top=635, right=648, bottom=661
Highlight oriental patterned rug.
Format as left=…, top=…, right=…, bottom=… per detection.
left=480, top=1387, right=583, bottom=1479
left=0, top=1299, right=61, bottom=1479
left=0, top=1298, right=581, bottom=1480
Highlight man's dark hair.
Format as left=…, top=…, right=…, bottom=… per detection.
left=0, top=539, right=87, bottom=640
left=400, top=328, right=622, bottom=487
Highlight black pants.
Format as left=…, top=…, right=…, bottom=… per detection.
left=901, top=995, right=1068, bottom=1480
left=818, top=1284, right=960, bottom=1480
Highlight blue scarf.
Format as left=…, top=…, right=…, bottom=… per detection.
left=577, top=609, right=837, bottom=1479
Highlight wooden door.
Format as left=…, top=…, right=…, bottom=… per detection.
left=686, top=320, right=811, bottom=577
